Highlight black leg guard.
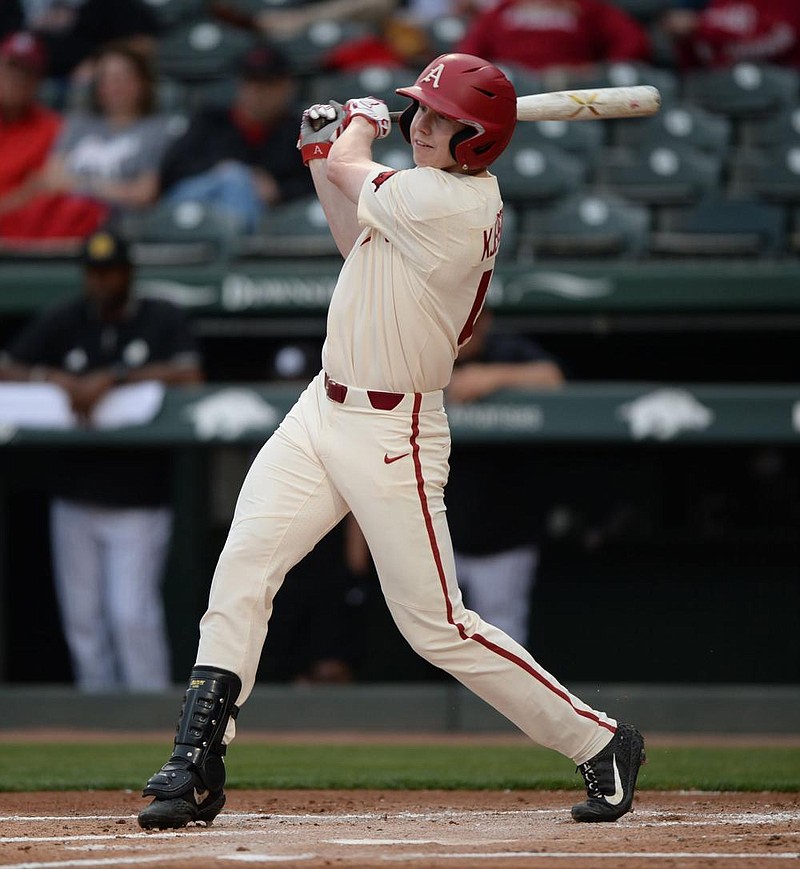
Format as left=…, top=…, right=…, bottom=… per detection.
left=138, top=667, right=241, bottom=830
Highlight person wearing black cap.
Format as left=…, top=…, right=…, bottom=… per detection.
left=158, top=40, right=314, bottom=233
left=0, top=228, right=204, bottom=692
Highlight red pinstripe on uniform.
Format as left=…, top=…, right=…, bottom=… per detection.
left=408, top=393, right=616, bottom=734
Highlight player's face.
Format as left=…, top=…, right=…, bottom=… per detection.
left=409, top=104, right=467, bottom=171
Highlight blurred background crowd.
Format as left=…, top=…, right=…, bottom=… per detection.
left=3, top=0, right=800, bottom=255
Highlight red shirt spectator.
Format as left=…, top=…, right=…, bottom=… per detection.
left=456, top=0, right=651, bottom=73
left=661, top=0, right=800, bottom=68
left=0, top=32, right=64, bottom=236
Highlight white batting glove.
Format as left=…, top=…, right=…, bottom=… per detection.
left=297, top=101, right=345, bottom=165
left=343, top=97, right=391, bottom=139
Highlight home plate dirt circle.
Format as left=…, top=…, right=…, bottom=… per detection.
left=0, top=789, right=798, bottom=868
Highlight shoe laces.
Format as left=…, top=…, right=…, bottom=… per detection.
left=578, top=759, right=602, bottom=799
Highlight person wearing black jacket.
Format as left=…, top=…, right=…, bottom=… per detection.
left=158, top=40, right=314, bottom=232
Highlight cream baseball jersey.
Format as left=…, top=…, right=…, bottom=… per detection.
left=321, top=165, right=504, bottom=393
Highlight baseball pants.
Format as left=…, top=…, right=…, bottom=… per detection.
left=197, top=371, right=615, bottom=764
left=50, top=499, right=172, bottom=692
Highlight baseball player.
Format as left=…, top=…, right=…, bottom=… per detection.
left=137, top=52, right=645, bottom=830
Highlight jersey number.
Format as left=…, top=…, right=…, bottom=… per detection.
left=457, top=269, right=493, bottom=347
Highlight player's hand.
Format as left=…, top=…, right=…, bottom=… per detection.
left=297, top=101, right=346, bottom=165
left=297, top=101, right=346, bottom=149
left=343, top=97, right=391, bottom=139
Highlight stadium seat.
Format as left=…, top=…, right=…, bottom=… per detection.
left=738, top=106, right=800, bottom=151
left=649, top=195, right=786, bottom=257
left=272, top=20, right=375, bottom=76
left=613, top=103, right=732, bottom=158
left=491, top=141, right=588, bottom=206
left=789, top=207, right=800, bottom=253
left=237, top=196, right=339, bottom=258
left=422, top=15, right=469, bottom=56
left=728, top=144, right=800, bottom=203
left=518, top=191, right=650, bottom=259
left=597, top=142, right=722, bottom=207
left=125, top=200, right=237, bottom=266
left=141, top=0, right=206, bottom=29
left=611, top=0, right=673, bottom=21
left=507, top=113, right=606, bottom=166
left=308, top=65, right=418, bottom=112
left=683, top=63, right=798, bottom=119
left=156, top=20, right=257, bottom=81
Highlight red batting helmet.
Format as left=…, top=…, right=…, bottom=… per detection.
left=396, top=53, right=517, bottom=171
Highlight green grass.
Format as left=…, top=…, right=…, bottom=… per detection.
left=0, top=743, right=797, bottom=792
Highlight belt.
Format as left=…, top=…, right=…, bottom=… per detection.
left=323, top=372, right=443, bottom=412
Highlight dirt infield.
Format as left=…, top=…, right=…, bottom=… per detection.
left=1, top=788, right=798, bottom=868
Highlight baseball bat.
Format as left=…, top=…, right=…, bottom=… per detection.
left=387, top=85, right=661, bottom=123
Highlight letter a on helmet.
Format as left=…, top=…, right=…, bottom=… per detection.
left=396, top=53, right=517, bottom=171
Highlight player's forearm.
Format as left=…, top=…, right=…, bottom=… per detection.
left=309, top=159, right=362, bottom=257
left=327, top=119, right=383, bottom=203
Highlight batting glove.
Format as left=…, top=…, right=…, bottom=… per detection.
left=343, top=97, right=391, bottom=139
left=297, top=101, right=345, bottom=165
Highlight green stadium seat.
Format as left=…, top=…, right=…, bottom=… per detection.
left=157, top=20, right=257, bottom=81
left=683, top=63, right=798, bottom=119
left=272, top=20, right=374, bottom=76
left=422, top=15, right=469, bottom=57
left=613, top=103, right=732, bottom=159
left=507, top=115, right=606, bottom=167
left=308, top=65, right=418, bottom=112
left=142, top=0, right=207, bottom=29
left=125, top=200, right=237, bottom=266
left=491, top=140, right=588, bottom=206
left=611, top=0, right=673, bottom=21
left=649, top=195, right=786, bottom=257
left=518, top=191, right=650, bottom=259
left=738, top=106, right=800, bottom=151
left=728, top=143, right=800, bottom=203
left=597, top=142, right=722, bottom=207
left=237, top=196, right=339, bottom=258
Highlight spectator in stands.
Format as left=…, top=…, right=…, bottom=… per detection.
left=0, top=0, right=159, bottom=82
left=659, top=0, right=800, bottom=68
left=0, top=228, right=204, bottom=692
left=0, top=31, right=62, bottom=238
left=455, top=0, right=651, bottom=76
left=444, top=308, right=565, bottom=647
left=3, top=42, right=174, bottom=241
left=158, top=41, right=314, bottom=234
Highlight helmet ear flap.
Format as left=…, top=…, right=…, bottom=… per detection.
left=449, top=125, right=475, bottom=168
left=398, top=101, right=417, bottom=143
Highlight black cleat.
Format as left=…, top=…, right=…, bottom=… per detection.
left=138, top=787, right=225, bottom=829
left=571, top=723, right=646, bottom=822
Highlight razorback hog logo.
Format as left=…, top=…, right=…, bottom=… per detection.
left=371, top=169, right=398, bottom=191
left=420, top=62, right=445, bottom=88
